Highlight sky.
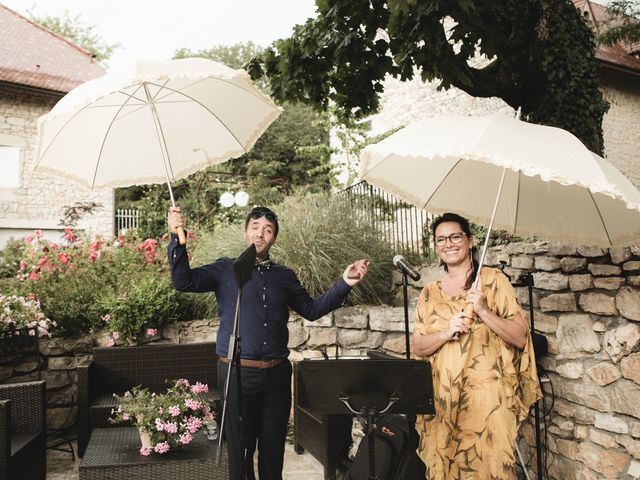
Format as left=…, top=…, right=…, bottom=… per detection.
left=1, top=0, right=318, bottom=71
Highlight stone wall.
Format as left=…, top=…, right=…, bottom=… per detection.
left=600, top=68, right=640, bottom=190
left=0, top=88, right=114, bottom=249
left=482, top=242, right=640, bottom=480
left=2, top=246, right=640, bottom=478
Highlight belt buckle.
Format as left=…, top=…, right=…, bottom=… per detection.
left=260, top=359, right=272, bottom=369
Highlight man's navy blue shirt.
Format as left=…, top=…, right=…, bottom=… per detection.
left=168, top=235, right=351, bottom=360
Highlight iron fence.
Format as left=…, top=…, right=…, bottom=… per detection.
left=115, top=208, right=139, bottom=234
left=341, top=181, right=432, bottom=259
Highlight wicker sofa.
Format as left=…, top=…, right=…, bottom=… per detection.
left=0, top=380, right=46, bottom=480
left=77, top=342, right=219, bottom=457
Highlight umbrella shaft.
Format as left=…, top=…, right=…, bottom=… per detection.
left=142, top=82, right=176, bottom=207
left=475, top=167, right=508, bottom=288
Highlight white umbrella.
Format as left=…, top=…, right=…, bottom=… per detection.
left=360, top=113, right=640, bottom=256
left=34, top=58, right=282, bottom=243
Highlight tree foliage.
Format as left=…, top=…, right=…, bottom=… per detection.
left=599, top=0, right=640, bottom=46
left=28, top=9, right=119, bottom=63
left=248, top=0, right=608, bottom=153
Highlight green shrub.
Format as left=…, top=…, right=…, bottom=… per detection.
left=0, top=238, right=27, bottom=279
left=93, top=273, right=177, bottom=343
left=196, top=191, right=404, bottom=305
left=0, top=230, right=203, bottom=339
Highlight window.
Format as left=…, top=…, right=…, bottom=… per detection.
left=0, top=145, right=22, bottom=188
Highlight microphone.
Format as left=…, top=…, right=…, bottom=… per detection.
left=393, top=255, right=421, bottom=281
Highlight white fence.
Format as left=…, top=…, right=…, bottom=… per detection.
left=115, top=208, right=139, bottom=233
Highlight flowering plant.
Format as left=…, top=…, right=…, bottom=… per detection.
left=0, top=293, right=55, bottom=338
left=110, top=379, right=214, bottom=456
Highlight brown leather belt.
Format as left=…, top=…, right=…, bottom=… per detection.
left=219, top=357, right=284, bottom=369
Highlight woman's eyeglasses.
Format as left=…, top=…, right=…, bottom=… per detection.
left=434, top=232, right=467, bottom=247
left=249, top=208, right=278, bottom=222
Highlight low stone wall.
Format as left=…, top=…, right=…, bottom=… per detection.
left=2, top=243, right=639, bottom=478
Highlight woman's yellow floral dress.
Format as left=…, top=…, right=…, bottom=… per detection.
left=413, top=267, right=542, bottom=480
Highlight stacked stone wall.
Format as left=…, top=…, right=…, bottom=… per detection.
left=483, top=242, right=640, bottom=479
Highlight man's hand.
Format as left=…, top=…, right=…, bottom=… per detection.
left=167, top=207, right=185, bottom=235
left=343, top=259, right=370, bottom=286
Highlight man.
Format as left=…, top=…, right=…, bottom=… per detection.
left=167, top=205, right=369, bottom=480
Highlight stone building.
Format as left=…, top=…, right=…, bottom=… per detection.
left=0, top=4, right=112, bottom=249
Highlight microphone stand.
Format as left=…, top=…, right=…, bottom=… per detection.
left=400, top=269, right=418, bottom=480
left=402, top=272, right=411, bottom=359
left=216, top=244, right=257, bottom=478
left=499, top=265, right=543, bottom=480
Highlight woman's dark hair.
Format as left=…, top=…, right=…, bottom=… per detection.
left=431, top=212, right=479, bottom=290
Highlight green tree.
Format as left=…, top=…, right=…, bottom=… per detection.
left=248, top=0, right=609, bottom=154
left=599, top=0, right=640, bottom=46
left=28, top=9, right=119, bottom=63
left=174, top=42, right=264, bottom=70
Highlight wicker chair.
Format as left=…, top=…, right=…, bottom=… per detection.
left=77, top=342, right=219, bottom=457
left=0, top=380, right=46, bottom=480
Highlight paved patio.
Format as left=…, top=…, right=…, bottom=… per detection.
left=47, top=438, right=325, bottom=480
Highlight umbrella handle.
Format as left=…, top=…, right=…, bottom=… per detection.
left=177, top=226, right=187, bottom=246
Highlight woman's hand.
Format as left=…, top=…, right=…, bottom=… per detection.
left=465, top=274, right=488, bottom=316
left=447, top=311, right=472, bottom=338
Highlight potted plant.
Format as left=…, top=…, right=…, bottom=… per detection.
left=110, top=378, right=215, bottom=456
left=0, top=294, right=55, bottom=355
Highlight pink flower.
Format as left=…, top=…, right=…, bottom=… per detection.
left=111, top=331, right=120, bottom=340
left=179, top=432, right=193, bottom=445
left=107, top=338, right=115, bottom=347
left=34, top=229, right=43, bottom=239
left=37, top=256, right=49, bottom=267
left=122, top=413, right=130, bottom=421
left=155, top=418, right=164, bottom=431
left=24, top=234, right=34, bottom=244
left=19, top=260, right=28, bottom=272
left=168, top=405, right=181, bottom=417
left=184, top=416, right=203, bottom=434
left=57, top=252, right=69, bottom=265
left=175, top=379, right=190, bottom=388
left=154, top=442, right=170, bottom=454
left=63, top=229, right=76, bottom=243
left=146, top=328, right=158, bottom=337
left=101, top=314, right=111, bottom=323
left=139, top=446, right=152, bottom=456
left=88, top=251, right=98, bottom=262
left=28, top=271, right=41, bottom=282
left=137, top=239, right=159, bottom=263
left=190, top=382, right=209, bottom=394
left=163, top=422, right=178, bottom=434
left=184, top=399, right=203, bottom=411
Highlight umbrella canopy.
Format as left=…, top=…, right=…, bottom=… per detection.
left=360, top=113, right=640, bottom=247
left=35, top=57, right=282, bottom=190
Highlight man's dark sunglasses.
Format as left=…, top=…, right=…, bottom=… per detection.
left=249, top=209, right=278, bottom=222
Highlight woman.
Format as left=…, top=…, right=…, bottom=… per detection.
left=411, top=212, right=541, bottom=480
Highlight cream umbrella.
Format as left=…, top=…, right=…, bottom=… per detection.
left=34, top=57, right=282, bottom=243
left=360, top=113, right=640, bottom=277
